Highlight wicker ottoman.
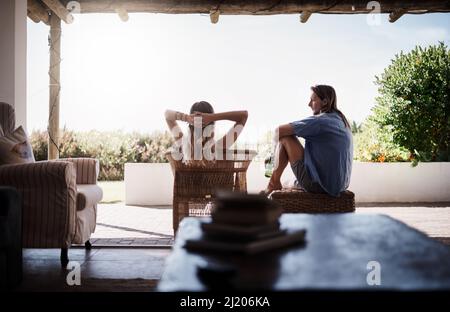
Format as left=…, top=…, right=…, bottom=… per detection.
left=269, top=189, right=355, bottom=213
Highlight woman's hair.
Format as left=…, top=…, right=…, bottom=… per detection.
left=189, top=101, right=214, bottom=122
left=310, top=85, right=350, bottom=128
left=186, top=101, right=215, bottom=160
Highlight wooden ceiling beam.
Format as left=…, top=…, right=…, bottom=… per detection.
left=41, top=0, right=74, bottom=23
left=115, top=8, right=130, bottom=22
left=27, top=10, right=41, bottom=23
left=27, top=0, right=50, bottom=25
left=59, top=0, right=450, bottom=15
left=300, top=11, right=312, bottom=23
left=210, top=9, right=220, bottom=24
left=389, top=9, right=407, bottom=22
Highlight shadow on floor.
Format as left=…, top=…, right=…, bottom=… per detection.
left=16, top=248, right=171, bottom=292
left=96, top=222, right=173, bottom=238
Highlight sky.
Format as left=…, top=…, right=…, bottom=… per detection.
left=27, top=11, right=449, bottom=142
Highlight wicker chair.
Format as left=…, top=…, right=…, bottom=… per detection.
left=270, top=188, right=355, bottom=213
left=166, top=149, right=256, bottom=234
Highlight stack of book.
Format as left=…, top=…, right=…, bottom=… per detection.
left=184, top=192, right=306, bottom=254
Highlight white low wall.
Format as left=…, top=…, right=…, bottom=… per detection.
left=125, top=163, right=174, bottom=206
left=348, top=162, right=450, bottom=203
left=124, top=162, right=450, bottom=206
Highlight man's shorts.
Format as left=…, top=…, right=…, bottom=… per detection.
left=291, top=159, right=326, bottom=194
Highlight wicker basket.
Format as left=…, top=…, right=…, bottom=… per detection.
left=166, top=149, right=256, bottom=233
left=270, top=188, right=355, bottom=213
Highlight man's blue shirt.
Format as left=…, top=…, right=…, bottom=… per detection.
left=290, top=111, right=353, bottom=196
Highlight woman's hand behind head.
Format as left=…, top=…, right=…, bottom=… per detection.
left=188, top=112, right=215, bottom=127
left=200, top=113, right=215, bottom=127
left=186, top=113, right=195, bottom=125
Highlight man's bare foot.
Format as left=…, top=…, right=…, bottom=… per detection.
left=260, top=181, right=282, bottom=196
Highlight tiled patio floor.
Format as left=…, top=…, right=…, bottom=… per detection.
left=90, top=204, right=174, bottom=246
left=90, top=203, right=450, bottom=246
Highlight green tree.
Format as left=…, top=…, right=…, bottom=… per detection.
left=374, top=42, right=450, bottom=163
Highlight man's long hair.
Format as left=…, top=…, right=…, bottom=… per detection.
left=311, top=85, right=350, bottom=128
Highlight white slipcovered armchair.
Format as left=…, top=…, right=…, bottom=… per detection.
left=0, top=102, right=103, bottom=266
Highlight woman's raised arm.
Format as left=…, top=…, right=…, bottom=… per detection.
left=164, top=109, right=192, bottom=141
left=208, top=110, right=248, bottom=150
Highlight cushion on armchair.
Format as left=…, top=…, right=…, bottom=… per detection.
left=76, top=184, right=103, bottom=211
left=0, top=126, right=35, bottom=165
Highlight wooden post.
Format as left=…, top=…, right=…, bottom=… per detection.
left=48, top=13, right=61, bottom=160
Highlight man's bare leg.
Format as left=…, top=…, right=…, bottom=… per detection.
left=263, top=136, right=304, bottom=194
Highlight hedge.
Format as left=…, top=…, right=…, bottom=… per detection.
left=30, top=129, right=174, bottom=181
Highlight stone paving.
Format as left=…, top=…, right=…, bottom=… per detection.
left=90, top=203, right=174, bottom=246
left=90, top=202, right=450, bottom=246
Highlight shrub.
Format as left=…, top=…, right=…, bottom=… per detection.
left=374, top=42, right=450, bottom=163
left=353, top=117, right=410, bottom=162
left=29, top=129, right=174, bottom=181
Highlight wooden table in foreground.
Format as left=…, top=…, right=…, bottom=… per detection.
left=157, top=214, right=450, bottom=291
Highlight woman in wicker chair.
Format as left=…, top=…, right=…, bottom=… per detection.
left=263, top=85, right=353, bottom=197
left=165, top=102, right=250, bottom=232
left=164, top=101, right=248, bottom=160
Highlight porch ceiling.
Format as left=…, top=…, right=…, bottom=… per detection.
left=28, top=0, right=450, bottom=26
